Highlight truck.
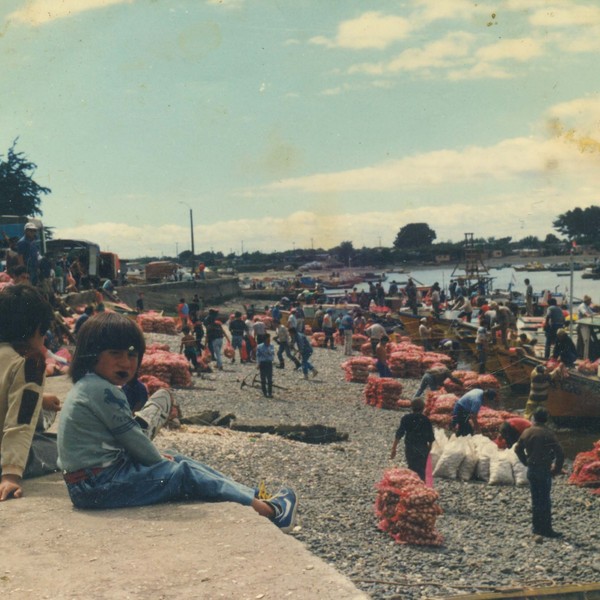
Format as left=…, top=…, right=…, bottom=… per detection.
left=144, top=261, right=180, bottom=283
left=45, top=239, right=120, bottom=283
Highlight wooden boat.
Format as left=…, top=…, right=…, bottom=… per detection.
left=400, top=311, right=600, bottom=422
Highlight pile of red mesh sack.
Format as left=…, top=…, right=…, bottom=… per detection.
left=254, top=315, right=273, bottom=330
left=352, top=334, right=369, bottom=349
left=441, top=370, right=500, bottom=394
left=374, top=468, right=444, bottom=546
left=139, top=345, right=192, bottom=388
left=364, top=376, right=411, bottom=410
left=577, top=360, right=599, bottom=376
left=386, top=342, right=453, bottom=378
left=138, top=375, right=170, bottom=396
left=311, top=332, right=326, bottom=347
left=569, top=440, right=600, bottom=493
left=137, top=311, right=178, bottom=335
left=360, top=342, right=374, bottom=356
left=341, top=357, right=376, bottom=382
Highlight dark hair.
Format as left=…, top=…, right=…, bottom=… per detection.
left=548, top=298, right=557, bottom=306
left=533, top=407, right=549, bottom=423
left=484, top=389, right=497, bottom=401
left=0, top=285, right=53, bottom=344
left=12, top=265, right=28, bottom=278
left=84, top=305, right=95, bottom=315
left=182, top=325, right=190, bottom=334
left=70, top=312, right=146, bottom=383
left=411, top=398, right=425, bottom=412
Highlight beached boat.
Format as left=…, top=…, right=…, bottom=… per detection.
left=400, top=311, right=600, bottom=422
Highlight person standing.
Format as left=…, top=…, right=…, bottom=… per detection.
left=543, top=298, right=565, bottom=360
left=339, top=311, right=354, bottom=356
left=176, top=298, right=189, bottom=331
left=524, top=365, right=557, bottom=419
left=577, top=295, right=594, bottom=359
left=294, top=304, right=305, bottom=333
left=253, top=319, right=267, bottom=346
left=524, top=278, right=534, bottom=317
left=475, top=325, right=488, bottom=374
left=404, top=278, right=418, bottom=314
left=256, top=333, right=275, bottom=397
left=390, top=398, right=434, bottom=481
left=322, top=309, right=336, bottom=350
left=375, top=336, right=393, bottom=377
left=16, top=223, right=40, bottom=286
left=136, top=292, right=145, bottom=312
left=228, top=311, right=247, bottom=364
left=515, top=408, right=564, bottom=538
left=418, top=318, right=433, bottom=351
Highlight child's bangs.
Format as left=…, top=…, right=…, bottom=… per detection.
left=94, top=314, right=146, bottom=356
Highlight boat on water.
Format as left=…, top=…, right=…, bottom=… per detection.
left=397, top=310, right=600, bottom=423
left=514, top=262, right=546, bottom=272
left=582, top=266, right=600, bottom=280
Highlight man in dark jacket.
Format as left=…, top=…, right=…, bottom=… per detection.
left=515, top=408, right=564, bottom=538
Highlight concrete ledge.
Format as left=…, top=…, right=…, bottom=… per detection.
left=1, top=474, right=368, bottom=599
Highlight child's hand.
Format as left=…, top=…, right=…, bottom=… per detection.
left=390, top=449, right=397, bottom=460
left=42, top=394, right=61, bottom=412
left=0, top=475, right=23, bottom=501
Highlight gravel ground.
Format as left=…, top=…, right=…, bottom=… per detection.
left=147, top=330, right=600, bottom=600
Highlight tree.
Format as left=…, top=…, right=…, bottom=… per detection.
left=393, top=223, right=436, bottom=249
left=334, top=241, right=355, bottom=267
left=553, top=206, right=600, bottom=243
left=0, top=139, right=50, bottom=217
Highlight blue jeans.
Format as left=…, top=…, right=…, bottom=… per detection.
left=65, top=454, right=255, bottom=510
left=212, top=337, right=224, bottom=368
left=300, top=351, right=315, bottom=376
left=413, top=373, right=437, bottom=399
left=376, top=359, right=392, bottom=378
left=527, top=465, right=553, bottom=534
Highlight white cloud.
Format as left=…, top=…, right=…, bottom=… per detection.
left=349, top=32, right=475, bottom=75
left=255, top=133, right=599, bottom=195
left=476, top=38, right=545, bottom=63
left=7, top=0, right=134, bottom=26
left=310, top=12, right=412, bottom=50
left=447, top=63, right=513, bottom=81
left=528, top=5, right=600, bottom=27
left=409, top=0, right=495, bottom=27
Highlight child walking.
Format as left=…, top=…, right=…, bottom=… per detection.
left=57, top=312, right=297, bottom=532
left=390, top=398, right=434, bottom=482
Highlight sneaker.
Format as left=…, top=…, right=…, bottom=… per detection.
left=266, top=488, right=298, bottom=533
left=311, top=369, right=318, bottom=378
left=303, top=373, right=309, bottom=379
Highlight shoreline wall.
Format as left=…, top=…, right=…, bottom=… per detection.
left=117, top=277, right=241, bottom=313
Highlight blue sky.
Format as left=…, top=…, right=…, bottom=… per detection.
left=1, top=0, right=599, bottom=258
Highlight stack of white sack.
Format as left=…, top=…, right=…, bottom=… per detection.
left=430, top=430, right=528, bottom=486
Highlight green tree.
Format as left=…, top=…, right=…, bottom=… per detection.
left=553, top=206, right=600, bottom=243
left=333, top=241, right=355, bottom=266
left=0, top=139, right=50, bottom=216
left=393, top=223, right=436, bottom=249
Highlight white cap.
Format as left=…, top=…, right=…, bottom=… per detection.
left=24, top=222, right=37, bottom=231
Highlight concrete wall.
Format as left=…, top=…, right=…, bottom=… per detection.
left=117, top=277, right=241, bottom=313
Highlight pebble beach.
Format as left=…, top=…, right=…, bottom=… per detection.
left=146, top=328, right=600, bottom=600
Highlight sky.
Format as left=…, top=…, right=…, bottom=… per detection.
left=1, top=0, right=599, bottom=259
